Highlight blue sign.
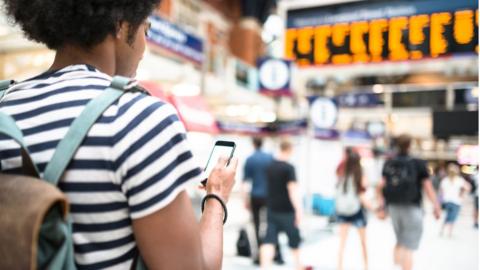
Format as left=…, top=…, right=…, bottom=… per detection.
left=148, top=15, right=204, bottom=65
left=287, top=0, right=478, bottom=28
left=309, top=97, right=338, bottom=129
left=335, top=93, right=380, bottom=108
left=314, top=128, right=340, bottom=140
left=258, top=58, right=292, bottom=96
left=465, top=87, right=479, bottom=104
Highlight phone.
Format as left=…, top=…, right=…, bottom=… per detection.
left=202, top=140, right=236, bottom=186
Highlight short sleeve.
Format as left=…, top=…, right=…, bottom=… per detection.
left=287, top=164, right=297, bottom=183
left=243, top=158, right=252, bottom=182
left=113, top=95, right=203, bottom=219
left=415, top=159, right=430, bottom=182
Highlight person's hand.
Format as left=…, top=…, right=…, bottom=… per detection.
left=244, top=198, right=251, bottom=210
left=376, top=208, right=387, bottom=220
left=433, top=205, right=441, bottom=220
left=206, top=156, right=238, bottom=203
left=375, top=198, right=387, bottom=220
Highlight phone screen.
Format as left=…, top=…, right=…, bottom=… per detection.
left=202, top=141, right=235, bottom=185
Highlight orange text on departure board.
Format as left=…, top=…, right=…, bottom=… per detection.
left=285, top=9, right=478, bottom=66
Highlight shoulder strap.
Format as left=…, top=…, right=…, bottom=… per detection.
left=43, top=76, right=131, bottom=185
left=0, top=112, right=40, bottom=177
left=0, top=79, right=14, bottom=101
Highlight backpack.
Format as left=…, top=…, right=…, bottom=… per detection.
left=0, top=77, right=146, bottom=270
left=382, top=156, right=419, bottom=204
left=335, top=176, right=361, bottom=216
left=236, top=228, right=252, bottom=258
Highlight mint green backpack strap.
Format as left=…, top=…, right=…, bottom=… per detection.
left=43, top=76, right=130, bottom=185
left=0, top=112, right=40, bottom=176
left=0, top=79, right=13, bottom=100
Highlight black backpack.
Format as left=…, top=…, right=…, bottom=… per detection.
left=382, top=156, right=419, bottom=204
left=236, top=228, right=252, bottom=258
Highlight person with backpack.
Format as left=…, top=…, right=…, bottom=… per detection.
left=376, top=134, right=441, bottom=270
left=439, top=163, right=470, bottom=237
left=0, top=1, right=237, bottom=269
left=335, top=147, right=370, bottom=270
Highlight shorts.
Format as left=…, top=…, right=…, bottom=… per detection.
left=388, top=205, right=423, bottom=250
left=336, top=209, right=367, bottom=228
left=444, top=202, right=461, bottom=224
left=262, top=210, right=301, bottom=249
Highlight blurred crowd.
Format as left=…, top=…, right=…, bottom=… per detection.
left=238, top=135, right=478, bottom=270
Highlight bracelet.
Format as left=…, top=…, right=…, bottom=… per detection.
left=201, top=194, right=227, bottom=224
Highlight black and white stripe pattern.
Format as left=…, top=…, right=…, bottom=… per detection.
left=0, top=65, right=203, bottom=269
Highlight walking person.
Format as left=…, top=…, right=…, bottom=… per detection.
left=439, top=163, right=471, bottom=237
left=260, top=139, right=303, bottom=270
left=0, top=1, right=238, bottom=269
left=335, top=148, right=369, bottom=270
left=376, top=134, right=441, bottom=270
left=243, top=137, right=283, bottom=264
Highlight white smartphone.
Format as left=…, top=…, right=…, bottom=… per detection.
left=202, top=140, right=236, bottom=186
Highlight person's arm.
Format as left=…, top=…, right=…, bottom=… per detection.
left=242, top=160, right=252, bottom=209
left=199, top=157, right=238, bottom=269
left=462, top=178, right=472, bottom=194
left=423, top=179, right=441, bottom=219
left=359, top=177, right=374, bottom=210
left=287, top=181, right=303, bottom=227
left=375, top=177, right=386, bottom=207
left=132, top=157, right=237, bottom=270
left=132, top=192, right=206, bottom=269
left=375, top=177, right=387, bottom=219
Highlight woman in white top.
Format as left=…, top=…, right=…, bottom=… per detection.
left=439, top=163, right=471, bottom=237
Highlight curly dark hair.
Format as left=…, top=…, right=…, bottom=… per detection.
left=2, top=0, right=161, bottom=49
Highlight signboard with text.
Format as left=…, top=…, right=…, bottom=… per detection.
left=148, top=15, right=204, bottom=65
left=285, top=0, right=478, bottom=66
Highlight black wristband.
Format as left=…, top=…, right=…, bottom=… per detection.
left=201, top=194, right=227, bottom=224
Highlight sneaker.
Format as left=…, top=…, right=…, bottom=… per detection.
left=273, top=255, right=285, bottom=265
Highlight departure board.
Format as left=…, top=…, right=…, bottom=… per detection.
left=285, top=0, right=478, bottom=66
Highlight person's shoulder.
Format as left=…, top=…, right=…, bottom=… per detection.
left=281, top=160, right=295, bottom=170
left=403, top=155, right=425, bottom=165
left=260, top=151, right=273, bottom=159
left=116, top=84, right=177, bottom=119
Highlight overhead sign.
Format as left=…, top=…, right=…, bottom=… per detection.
left=148, top=15, right=204, bottom=65
left=310, top=97, right=338, bottom=129
left=335, top=92, right=380, bottom=107
left=367, top=121, right=386, bottom=138
left=285, top=0, right=478, bottom=66
left=258, top=58, right=292, bottom=96
left=217, top=119, right=307, bottom=135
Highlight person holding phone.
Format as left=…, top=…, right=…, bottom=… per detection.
left=0, top=1, right=237, bottom=269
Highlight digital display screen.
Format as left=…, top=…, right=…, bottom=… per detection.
left=204, top=145, right=234, bottom=178
left=285, top=1, right=478, bottom=66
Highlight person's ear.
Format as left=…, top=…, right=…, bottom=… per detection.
left=116, top=21, right=129, bottom=41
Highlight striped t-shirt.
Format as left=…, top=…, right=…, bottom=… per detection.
left=0, top=65, right=204, bottom=269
